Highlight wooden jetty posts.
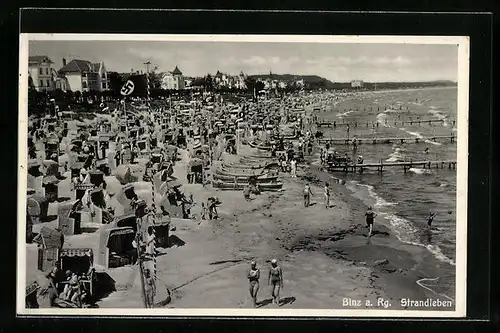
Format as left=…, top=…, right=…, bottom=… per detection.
left=327, top=160, right=457, bottom=173
left=318, top=134, right=456, bottom=145
left=316, top=118, right=456, bottom=129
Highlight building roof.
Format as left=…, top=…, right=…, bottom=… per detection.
left=59, top=59, right=101, bottom=73
left=29, top=56, right=53, bottom=65
left=172, top=66, right=183, bottom=75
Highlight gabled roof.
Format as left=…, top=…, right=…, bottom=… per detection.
left=172, top=66, right=183, bottom=75
left=29, top=56, right=53, bottom=65
left=59, top=59, right=95, bottom=73
left=215, top=70, right=223, bottom=77
left=90, top=63, right=101, bottom=72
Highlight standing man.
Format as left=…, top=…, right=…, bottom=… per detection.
left=247, top=261, right=260, bottom=307
left=290, top=158, right=297, bottom=178
left=365, top=207, right=377, bottom=237
left=268, top=259, right=283, bottom=305
left=303, top=183, right=313, bottom=207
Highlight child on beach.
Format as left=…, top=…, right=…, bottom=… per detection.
left=303, top=184, right=313, bottom=207
left=324, top=183, right=330, bottom=209
left=365, top=207, right=377, bottom=237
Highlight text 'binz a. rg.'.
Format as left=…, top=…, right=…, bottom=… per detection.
left=342, top=297, right=391, bottom=309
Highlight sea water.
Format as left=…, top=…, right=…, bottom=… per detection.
left=320, top=87, right=458, bottom=265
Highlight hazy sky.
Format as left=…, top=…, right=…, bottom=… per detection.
left=29, top=40, right=458, bottom=82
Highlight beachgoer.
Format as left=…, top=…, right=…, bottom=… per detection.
left=144, top=269, right=156, bottom=308
left=243, top=185, right=252, bottom=201
left=290, top=159, right=297, bottom=178
left=268, top=259, right=283, bottom=305
left=357, top=155, right=364, bottom=164
left=365, top=207, right=377, bottom=236
left=67, top=272, right=82, bottom=306
left=427, top=211, right=437, bottom=228
left=281, top=159, right=287, bottom=173
left=145, top=226, right=156, bottom=258
left=208, top=197, right=218, bottom=220
left=303, top=183, right=313, bottom=207
left=324, top=183, right=330, bottom=209
left=247, top=261, right=260, bottom=307
left=45, top=267, right=60, bottom=307
left=425, top=147, right=429, bottom=154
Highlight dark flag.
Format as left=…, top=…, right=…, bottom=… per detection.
left=121, top=74, right=148, bottom=98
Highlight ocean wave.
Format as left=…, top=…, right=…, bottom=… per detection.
left=379, top=212, right=456, bottom=266
left=355, top=183, right=398, bottom=208
left=404, top=130, right=442, bottom=146
left=386, top=147, right=406, bottom=162
left=428, top=107, right=449, bottom=127
left=376, top=112, right=392, bottom=128
left=408, top=167, right=432, bottom=175
left=337, top=110, right=355, bottom=118
left=346, top=181, right=455, bottom=266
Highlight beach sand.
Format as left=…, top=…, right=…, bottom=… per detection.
left=26, top=102, right=455, bottom=312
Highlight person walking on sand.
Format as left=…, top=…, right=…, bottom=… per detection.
left=247, top=261, right=260, bottom=307
left=303, top=183, right=313, bottom=207
left=365, top=207, right=377, bottom=237
left=290, top=158, right=297, bottom=178
left=268, top=259, right=283, bottom=305
left=324, top=182, right=331, bottom=209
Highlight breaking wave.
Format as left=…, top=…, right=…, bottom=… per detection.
left=408, top=168, right=432, bottom=175
left=346, top=181, right=455, bottom=266
left=386, top=147, right=406, bottom=162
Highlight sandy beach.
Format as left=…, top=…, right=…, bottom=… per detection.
left=27, top=139, right=455, bottom=310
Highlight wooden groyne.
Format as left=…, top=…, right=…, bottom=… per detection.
left=316, top=118, right=455, bottom=128
left=326, top=160, right=457, bottom=173
left=318, top=134, right=456, bottom=145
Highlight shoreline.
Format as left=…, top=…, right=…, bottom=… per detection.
left=88, top=147, right=455, bottom=310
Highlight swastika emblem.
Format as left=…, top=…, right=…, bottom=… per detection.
left=120, top=80, right=135, bottom=96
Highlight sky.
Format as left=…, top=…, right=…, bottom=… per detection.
left=29, top=40, right=458, bottom=82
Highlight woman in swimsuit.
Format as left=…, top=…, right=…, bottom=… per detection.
left=268, top=259, right=283, bottom=305
left=247, top=261, right=260, bottom=307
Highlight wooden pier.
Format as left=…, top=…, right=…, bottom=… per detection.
left=316, top=118, right=455, bottom=128
left=326, top=160, right=457, bottom=173
left=318, top=134, right=456, bottom=145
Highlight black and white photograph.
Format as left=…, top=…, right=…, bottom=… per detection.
left=17, top=34, right=469, bottom=317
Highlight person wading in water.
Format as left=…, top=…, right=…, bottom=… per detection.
left=268, top=259, right=284, bottom=305
left=247, top=261, right=260, bottom=307
left=365, top=207, right=377, bottom=237
left=427, top=211, right=437, bottom=229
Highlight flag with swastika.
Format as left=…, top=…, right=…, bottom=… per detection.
left=120, top=74, right=148, bottom=97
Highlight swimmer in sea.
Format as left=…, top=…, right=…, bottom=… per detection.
left=424, top=147, right=429, bottom=154
left=268, top=259, right=283, bottom=305
left=247, top=261, right=260, bottom=307
left=427, top=211, right=437, bottom=229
